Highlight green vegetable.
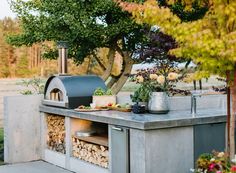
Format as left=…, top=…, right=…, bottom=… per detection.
left=105, top=89, right=113, bottom=95
left=93, top=88, right=105, bottom=96
left=93, top=88, right=113, bottom=96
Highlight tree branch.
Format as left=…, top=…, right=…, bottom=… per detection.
left=101, top=48, right=116, bottom=81
left=111, top=51, right=134, bottom=94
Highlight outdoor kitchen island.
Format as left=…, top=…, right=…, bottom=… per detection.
left=39, top=105, right=227, bottom=173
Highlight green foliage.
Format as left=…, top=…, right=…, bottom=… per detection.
left=106, top=89, right=113, bottom=95
left=120, top=0, right=236, bottom=79
left=93, top=87, right=113, bottom=96
left=130, top=84, right=151, bottom=103
left=93, top=87, right=106, bottom=96
left=158, top=0, right=209, bottom=22
left=0, top=129, right=3, bottom=146
left=8, top=0, right=143, bottom=63
left=20, top=77, right=45, bottom=95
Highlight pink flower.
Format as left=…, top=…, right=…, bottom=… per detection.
left=208, top=163, right=215, bottom=171
left=216, top=171, right=222, bottom=173
left=231, top=165, right=236, bottom=172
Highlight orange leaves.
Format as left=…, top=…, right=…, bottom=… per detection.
left=114, top=0, right=143, bottom=13
left=117, top=0, right=181, bottom=34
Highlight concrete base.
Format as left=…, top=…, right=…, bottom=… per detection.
left=0, top=161, right=72, bottom=173
left=130, top=127, right=194, bottom=173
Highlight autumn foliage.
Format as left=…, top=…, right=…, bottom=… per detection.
left=117, top=0, right=236, bottom=158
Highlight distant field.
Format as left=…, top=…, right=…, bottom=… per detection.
left=0, top=128, right=3, bottom=165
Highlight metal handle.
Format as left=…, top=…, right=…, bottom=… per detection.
left=112, top=126, right=123, bottom=131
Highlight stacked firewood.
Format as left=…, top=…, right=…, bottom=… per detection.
left=46, top=115, right=66, bottom=154
left=72, top=137, right=109, bottom=168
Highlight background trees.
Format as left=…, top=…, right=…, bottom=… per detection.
left=0, top=18, right=112, bottom=78
left=8, top=0, right=209, bottom=93
left=0, top=17, right=17, bottom=77
left=0, top=17, right=56, bottom=78
left=8, top=0, right=146, bottom=93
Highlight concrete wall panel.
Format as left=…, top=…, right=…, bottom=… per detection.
left=4, top=95, right=42, bottom=163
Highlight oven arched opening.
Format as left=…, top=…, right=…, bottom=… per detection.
left=50, top=88, right=64, bottom=101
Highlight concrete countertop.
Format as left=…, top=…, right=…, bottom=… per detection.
left=39, top=105, right=227, bottom=130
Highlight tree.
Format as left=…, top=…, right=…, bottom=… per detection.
left=8, top=0, right=148, bottom=93
left=118, top=0, right=236, bottom=158
left=16, top=53, right=31, bottom=77
left=0, top=17, right=19, bottom=77
left=133, top=27, right=179, bottom=63
left=158, top=0, right=209, bottom=22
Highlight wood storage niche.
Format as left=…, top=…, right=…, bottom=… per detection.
left=71, top=118, right=109, bottom=168
left=46, top=114, right=66, bottom=154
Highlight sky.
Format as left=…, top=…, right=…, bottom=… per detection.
left=0, top=0, right=16, bottom=19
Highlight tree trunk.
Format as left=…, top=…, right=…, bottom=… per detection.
left=230, top=68, right=236, bottom=159
left=199, top=80, right=202, bottom=90
left=111, top=52, right=134, bottom=94
left=94, top=54, right=106, bottom=71
left=101, top=48, right=116, bottom=81
left=107, top=76, right=118, bottom=88
left=86, top=57, right=92, bottom=74
left=226, top=71, right=231, bottom=154
left=193, top=80, right=197, bottom=90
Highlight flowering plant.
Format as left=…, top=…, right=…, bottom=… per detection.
left=133, top=67, right=179, bottom=93
left=192, top=151, right=236, bottom=173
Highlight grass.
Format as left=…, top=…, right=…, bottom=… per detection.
left=0, top=128, right=4, bottom=165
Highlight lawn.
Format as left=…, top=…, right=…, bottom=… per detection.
left=0, top=128, right=4, bottom=165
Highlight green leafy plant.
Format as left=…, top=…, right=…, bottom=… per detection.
left=130, top=84, right=151, bottom=103
left=106, top=89, right=113, bottom=96
left=93, top=88, right=113, bottom=96
left=19, top=77, right=45, bottom=95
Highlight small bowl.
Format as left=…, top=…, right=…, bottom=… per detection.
left=132, top=104, right=146, bottom=114
left=75, top=130, right=96, bottom=137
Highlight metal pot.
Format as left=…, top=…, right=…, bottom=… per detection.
left=148, top=92, right=169, bottom=114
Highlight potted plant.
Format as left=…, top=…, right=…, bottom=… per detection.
left=133, top=68, right=179, bottom=114
left=92, top=87, right=116, bottom=108
left=148, top=71, right=178, bottom=114
left=130, top=83, right=151, bottom=111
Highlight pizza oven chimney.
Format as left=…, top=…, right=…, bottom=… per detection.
left=57, top=41, right=68, bottom=74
